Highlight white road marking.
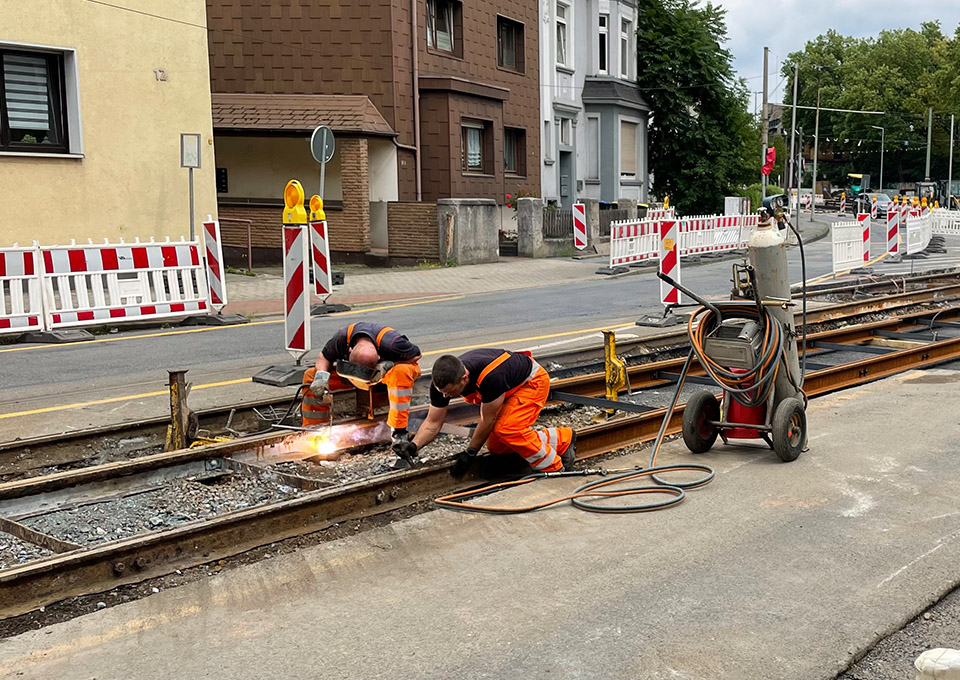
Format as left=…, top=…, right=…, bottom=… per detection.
left=877, top=527, right=960, bottom=588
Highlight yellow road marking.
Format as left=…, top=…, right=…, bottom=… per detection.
left=0, top=296, right=465, bottom=355
left=0, top=379, right=251, bottom=420
left=0, top=320, right=640, bottom=420
left=807, top=249, right=891, bottom=286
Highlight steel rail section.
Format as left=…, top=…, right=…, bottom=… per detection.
left=3, top=306, right=960, bottom=618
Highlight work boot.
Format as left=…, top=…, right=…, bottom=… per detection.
left=560, top=431, right=576, bottom=471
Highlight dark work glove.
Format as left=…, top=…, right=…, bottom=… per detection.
left=451, top=448, right=478, bottom=478
left=391, top=427, right=409, bottom=445
left=394, top=439, right=419, bottom=465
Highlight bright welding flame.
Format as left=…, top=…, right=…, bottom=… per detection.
left=303, top=429, right=338, bottom=457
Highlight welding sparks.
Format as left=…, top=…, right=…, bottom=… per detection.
left=256, top=422, right=392, bottom=463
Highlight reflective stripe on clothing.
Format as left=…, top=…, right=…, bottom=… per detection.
left=484, top=367, right=573, bottom=474
left=301, top=366, right=348, bottom=426
left=382, top=360, right=421, bottom=429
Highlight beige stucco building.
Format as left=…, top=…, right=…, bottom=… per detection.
left=0, top=0, right=217, bottom=246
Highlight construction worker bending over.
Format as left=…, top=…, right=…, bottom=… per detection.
left=302, top=322, right=421, bottom=442
left=398, top=349, right=575, bottom=477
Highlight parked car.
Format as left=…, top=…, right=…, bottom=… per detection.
left=855, top=192, right=893, bottom=216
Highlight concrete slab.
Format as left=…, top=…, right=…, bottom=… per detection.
left=2, top=370, right=959, bottom=679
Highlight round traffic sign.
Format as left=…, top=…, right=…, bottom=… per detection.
left=310, top=125, right=336, bottom=164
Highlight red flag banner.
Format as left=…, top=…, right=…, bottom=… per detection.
left=761, top=146, right=776, bottom=176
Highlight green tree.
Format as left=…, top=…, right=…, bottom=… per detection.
left=781, top=21, right=960, bottom=190
left=636, top=0, right=758, bottom=214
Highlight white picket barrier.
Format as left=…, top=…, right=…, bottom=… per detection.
left=832, top=220, right=866, bottom=275
left=906, top=213, right=933, bottom=255
left=0, top=244, right=44, bottom=335
left=678, top=215, right=716, bottom=256
left=712, top=215, right=742, bottom=252
left=931, top=208, right=960, bottom=236
left=738, top=214, right=759, bottom=248
left=608, top=219, right=660, bottom=267
left=40, top=238, right=209, bottom=329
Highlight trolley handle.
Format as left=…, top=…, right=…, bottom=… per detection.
left=656, top=272, right=722, bottom=319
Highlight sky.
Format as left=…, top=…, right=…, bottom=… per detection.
left=719, top=0, right=960, bottom=110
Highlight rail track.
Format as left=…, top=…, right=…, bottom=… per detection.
left=4, top=275, right=960, bottom=481
left=1, top=298, right=960, bottom=619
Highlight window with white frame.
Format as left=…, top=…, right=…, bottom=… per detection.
left=598, top=14, right=608, bottom=75
left=1, top=48, right=68, bottom=153
left=560, top=118, right=571, bottom=146
left=620, top=120, right=638, bottom=178
left=556, top=3, right=569, bottom=67
left=586, top=115, right=600, bottom=180
left=620, top=19, right=631, bottom=78
left=427, top=0, right=458, bottom=54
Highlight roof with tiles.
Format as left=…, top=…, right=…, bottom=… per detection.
left=211, top=94, right=396, bottom=136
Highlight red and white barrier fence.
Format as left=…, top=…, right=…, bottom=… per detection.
left=0, top=245, right=43, bottom=334
left=309, top=198, right=333, bottom=298
left=831, top=217, right=868, bottom=275
left=609, top=219, right=660, bottom=267
left=40, top=238, right=208, bottom=329
left=1, top=226, right=231, bottom=336
left=607, top=212, right=758, bottom=272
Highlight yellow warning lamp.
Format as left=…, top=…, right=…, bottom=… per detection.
left=283, top=180, right=307, bottom=224
left=935, top=200, right=940, bottom=208
left=309, top=195, right=326, bottom=222
left=892, top=195, right=899, bottom=204
left=921, top=196, right=928, bottom=208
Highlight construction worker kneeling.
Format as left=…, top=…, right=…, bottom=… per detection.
left=301, top=322, right=422, bottom=442
left=398, top=349, right=575, bottom=476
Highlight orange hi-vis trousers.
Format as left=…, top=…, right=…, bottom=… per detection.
left=301, top=362, right=421, bottom=429
left=301, top=367, right=349, bottom=427
left=484, top=367, right=572, bottom=473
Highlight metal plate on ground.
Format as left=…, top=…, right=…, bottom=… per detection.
left=253, top=364, right=308, bottom=387
left=311, top=303, right=351, bottom=316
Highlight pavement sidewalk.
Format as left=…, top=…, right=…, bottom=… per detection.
left=223, top=216, right=832, bottom=317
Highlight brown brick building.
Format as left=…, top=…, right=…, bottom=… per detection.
left=206, top=0, right=541, bottom=263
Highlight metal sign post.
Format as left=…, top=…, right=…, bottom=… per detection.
left=181, top=133, right=202, bottom=241
left=310, top=125, right=336, bottom=199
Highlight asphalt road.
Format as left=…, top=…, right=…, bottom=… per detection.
left=1, top=221, right=955, bottom=441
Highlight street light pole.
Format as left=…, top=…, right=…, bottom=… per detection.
left=870, top=125, right=884, bottom=191
left=787, top=63, right=799, bottom=193
left=810, top=85, right=821, bottom=223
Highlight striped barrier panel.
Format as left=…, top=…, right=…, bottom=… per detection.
left=282, top=180, right=310, bottom=360
left=0, top=244, right=43, bottom=335
left=308, top=196, right=333, bottom=298
left=839, top=194, right=846, bottom=215
left=832, top=219, right=867, bottom=275
left=572, top=202, right=587, bottom=250
left=202, top=216, right=228, bottom=311
left=40, top=238, right=208, bottom=329
left=608, top=219, right=660, bottom=267
left=886, top=204, right=900, bottom=256
left=857, top=213, right=871, bottom=264
left=659, top=219, right=682, bottom=305
left=870, top=195, right=878, bottom=219
left=906, top=213, right=933, bottom=255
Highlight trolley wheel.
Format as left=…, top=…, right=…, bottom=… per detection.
left=772, top=397, right=806, bottom=462
left=682, top=391, right=720, bottom=454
